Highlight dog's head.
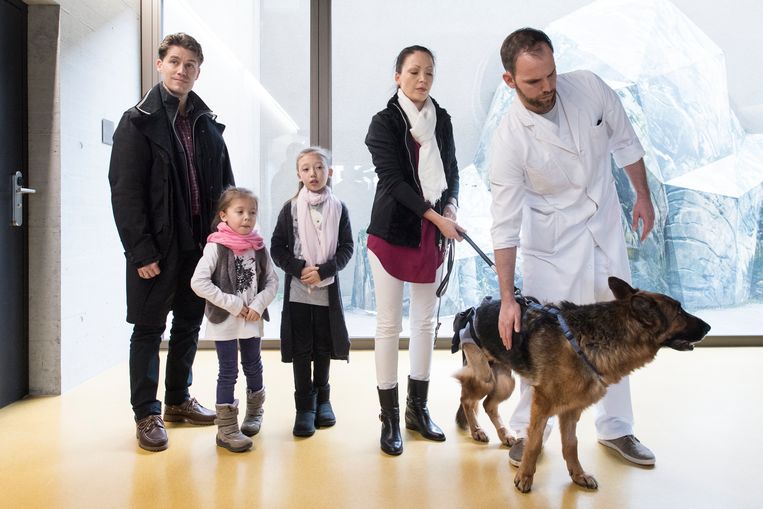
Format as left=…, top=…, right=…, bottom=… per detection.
left=608, top=277, right=711, bottom=351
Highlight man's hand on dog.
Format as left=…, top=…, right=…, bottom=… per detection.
left=499, top=298, right=522, bottom=349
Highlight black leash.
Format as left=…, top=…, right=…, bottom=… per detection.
left=461, top=232, right=498, bottom=275
left=435, top=238, right=455, bottom=298
left=434, top=238, right=455, bottom=341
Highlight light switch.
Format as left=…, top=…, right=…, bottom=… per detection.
left=102, top=118, right=114, bottom=145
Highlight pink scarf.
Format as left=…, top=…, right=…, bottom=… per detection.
left=207, top=222, right=265, bottom=256
left=296, top=186, right=342, bottom=288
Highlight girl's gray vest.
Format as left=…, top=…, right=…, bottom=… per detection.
left=205, top=244, right=271, bottom=324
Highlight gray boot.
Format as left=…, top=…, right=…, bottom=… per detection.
left=241, top=387, right=265, bottom=437
left=215, top=400, right=253, bottom=453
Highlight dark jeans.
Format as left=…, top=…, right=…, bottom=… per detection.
left=290, top=302, right=332, bottom=396
left=215, top=337, right=263, bottom=405
left=129, top=250, right=205, bottom=421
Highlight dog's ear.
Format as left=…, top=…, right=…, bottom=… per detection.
left=630, top=295, right=661, bottom=326
left=609, top=277, right=637, bottom=299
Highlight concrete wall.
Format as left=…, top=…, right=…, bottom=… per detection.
left=27, top=4, right=62, bottom=395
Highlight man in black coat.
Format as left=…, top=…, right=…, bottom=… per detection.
left=109, top=33, right=235, bottom=452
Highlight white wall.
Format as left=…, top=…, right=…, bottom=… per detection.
left=27, top=0, right=140, bottom=393
left=58, top=0, right=141, bottom=392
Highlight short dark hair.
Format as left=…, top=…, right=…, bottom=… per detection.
left=394, top=45, right=435, bottom=74
left=500, top=28, right=553, bottom=75
left=158, top=32, right=204, bottom=64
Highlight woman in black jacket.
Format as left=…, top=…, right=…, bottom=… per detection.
left=365, top=45, right=463, bottom=456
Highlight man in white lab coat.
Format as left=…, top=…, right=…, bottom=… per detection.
left=489, top=28, right=657, bottom=467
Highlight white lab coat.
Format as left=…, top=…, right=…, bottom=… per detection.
left=490, top=70, right=645, bottom=304
left=490, top=70, right=646, bottom=438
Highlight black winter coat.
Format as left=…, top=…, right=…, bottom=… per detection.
left=109, top=84, right=235, bottom=324
left=364, top=94, right=459, bottom=248
left=270, top=200, right=354, bottom=362
left=109, top=83, right=235, bottom=268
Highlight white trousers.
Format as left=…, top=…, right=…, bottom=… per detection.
left=368, top=250, right=442, bottom=390
left=509, top=247, right=635, bottom=440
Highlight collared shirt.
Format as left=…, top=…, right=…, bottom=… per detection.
left=175, top=113, right=201, bottom=216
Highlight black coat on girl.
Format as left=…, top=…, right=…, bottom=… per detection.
left=270, top=201, right=353, bottom=362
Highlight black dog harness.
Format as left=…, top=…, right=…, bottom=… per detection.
left=513, top=289, right=602, bottom=379
left=451, top=306, right=480, bottom=353
left=450, top=232, right=602, bottom=380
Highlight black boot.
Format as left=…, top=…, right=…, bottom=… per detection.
left=315, top=384, right=336, bottom=428
left=293, top=390, right=317, bottom=437
left=378, top=386, right=403, bottom=455
left=405, top=376, right=445, bottom=441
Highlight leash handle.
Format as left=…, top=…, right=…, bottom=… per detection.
left=436, top=238, right=455, bottom=298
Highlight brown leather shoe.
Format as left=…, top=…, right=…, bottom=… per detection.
left=163, top=397, right=216, bottom=425
left=136, top=415, right=168, bottom=452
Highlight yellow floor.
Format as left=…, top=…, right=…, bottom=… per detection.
left=1, top=347, right=761, bottom=509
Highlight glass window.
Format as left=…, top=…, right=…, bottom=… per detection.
left=160, top=1, right=761, bottom=339
left=332, top=0, right=762, bottom=338
left=163, top=0, right=310, bottom=337
left=331, top=0, right=561, bottom=337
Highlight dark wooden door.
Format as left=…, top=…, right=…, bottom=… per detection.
left=0, top=0, right=29, bottom=408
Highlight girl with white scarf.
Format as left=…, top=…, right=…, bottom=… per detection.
left=365, top=45, right=464, bottom=456
left=270, top=147, right=354, bottom=438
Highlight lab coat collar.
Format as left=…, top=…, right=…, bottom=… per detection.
left=511, top=87, right=581, bottom=154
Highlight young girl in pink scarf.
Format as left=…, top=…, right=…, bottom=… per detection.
left=191, top=187, right=278, bottom=452
left=270, top=147, right=354, bottom=438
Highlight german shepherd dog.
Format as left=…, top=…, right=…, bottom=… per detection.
left=452, top=277, right=710, bottom=493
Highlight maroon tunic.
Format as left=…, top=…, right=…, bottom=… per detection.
left=367, top=142, right=443, bottom=283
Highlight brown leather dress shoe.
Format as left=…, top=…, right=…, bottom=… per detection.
left=136, top=415, right=168, bottom=452
left=163, top=397, right=216, bottom=425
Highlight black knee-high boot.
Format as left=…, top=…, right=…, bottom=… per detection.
left=405, top=376, right=445, bottom=441
left=378, top=386, right=403, bottom=455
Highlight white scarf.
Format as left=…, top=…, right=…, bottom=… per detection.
left=396, top=89, right=448, bottom=204
left=296, top=186, right=342, bottom=288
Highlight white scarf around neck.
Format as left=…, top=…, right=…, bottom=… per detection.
left=296, top=186, right=341, bottom=288
left=396, top=89, right=448, bottom=204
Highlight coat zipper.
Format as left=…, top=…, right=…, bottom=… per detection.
left=392, top=103, right=423, bottom=196
left=393, top=102, right=429, bottom=249
left=171, top=107, right=194, bottom=225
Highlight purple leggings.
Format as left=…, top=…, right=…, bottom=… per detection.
left=215, top=337, right=263, bottom=404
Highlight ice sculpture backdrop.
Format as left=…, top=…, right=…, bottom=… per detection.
left=353, top=0, right=763, bottom=314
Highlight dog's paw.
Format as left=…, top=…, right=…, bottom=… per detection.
left=570, top=472, right=598, bottom=490
left=471, top=428, right=489, bottom=443
left=514, top=473, right=534, bottom=493
left=497, top=427, right=512, bottom=447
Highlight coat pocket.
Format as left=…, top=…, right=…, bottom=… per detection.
left=525, top=156, right=571, bottom=195
left=524, top=207, right=558, bottom=255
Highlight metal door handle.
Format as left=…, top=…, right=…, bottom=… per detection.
left=11, top=170, right=36, bottom=227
